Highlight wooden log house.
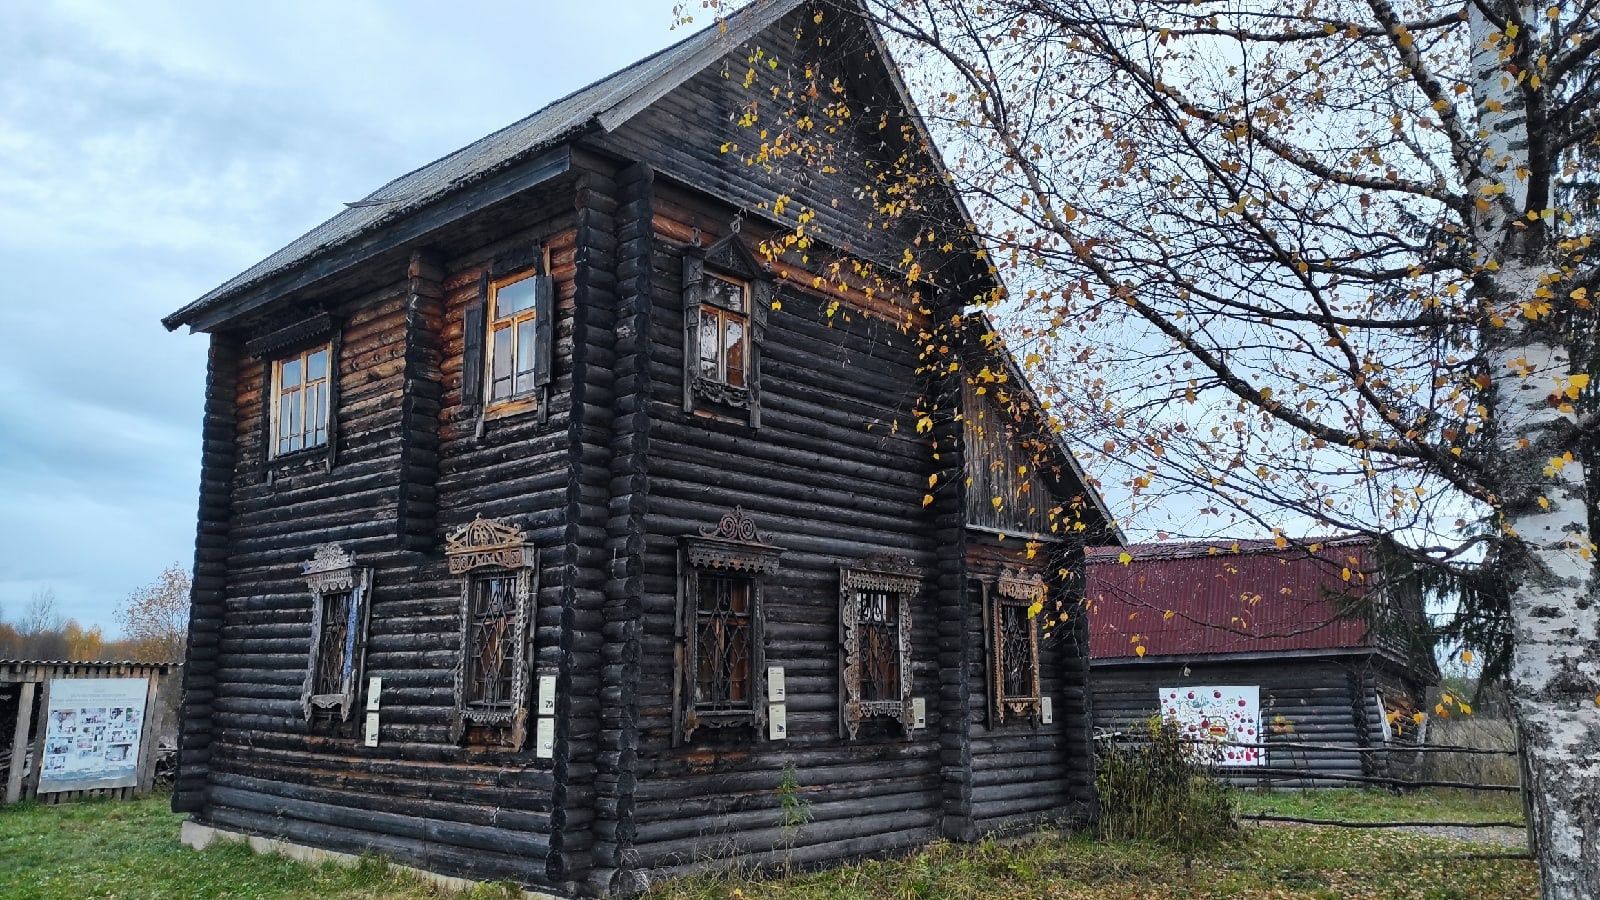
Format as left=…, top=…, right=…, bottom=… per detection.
left=161, top=2, right=1119, bottom=895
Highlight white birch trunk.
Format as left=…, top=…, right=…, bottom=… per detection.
left=1472, top=4, right=1600, bottom=897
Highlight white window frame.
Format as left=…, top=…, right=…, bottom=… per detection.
left=270, top=342, right=333, bottom=458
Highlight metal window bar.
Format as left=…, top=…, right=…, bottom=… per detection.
left=999, top=602, right=1036, bottom=698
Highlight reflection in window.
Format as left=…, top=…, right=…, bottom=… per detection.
left=273, top=344, right=331, bottom=457
left=698, top=274, right=749, bottom=388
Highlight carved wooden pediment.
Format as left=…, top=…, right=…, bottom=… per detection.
left=445, top=515, right=535, bottom=573
left=683, top=506, right=783, bottom=574
left=997, top=569, right=1048, bottom=603
left=303, top=543, right=359, bottom=593
left=702, top=231, right=769, bottom=282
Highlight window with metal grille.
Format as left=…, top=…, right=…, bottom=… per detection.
left=312, top=590, right=354, bottom=697
left=271, top=343, right=331, bottom=457
left=839, top=559, right=918, bottom=739
left=988, top=572, right=1045, bottom=724
left=466, top=574, right=518, bottom=710
left=998, top=603, right=1037, bottom=697
left=857, top=591, right=899, bottom=701
left=694, top=575, right=753, bottom=710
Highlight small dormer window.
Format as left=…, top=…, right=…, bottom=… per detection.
left=271, top=343, right=332, bottom=457
left=697, top=274, right=750, bottom=389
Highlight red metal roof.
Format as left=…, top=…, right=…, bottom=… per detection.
left=1085, top=537, right=1378, bottom=658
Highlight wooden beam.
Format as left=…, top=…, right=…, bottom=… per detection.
left=5, top=682, right=35, bottom=804
left=24, top=677, right=50, bottom=801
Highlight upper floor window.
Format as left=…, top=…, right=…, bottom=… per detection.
left=462, top=245, right=554, bottom=422
left=697, top=274, right=750, bottom=389
left=681, top=231, right=772, bottom=427
left=487, top=273, right=543, bottom=405
left=271, top=344, right=331, bottom=457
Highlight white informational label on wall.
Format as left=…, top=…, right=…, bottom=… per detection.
left=535, top=717, right=556, bottom=758
left=364, top=712, right=380, bottom=747
left=538, top=675, right=557, bottom=716
left=366, top=677, right=382, bottom=711
left=768, top=703, right=787, bottom=740
left=38, top=677, right=150, bottom=794
left=1158, top=685, right=1263, bottom=766
left=767, top=666, right=786, bottom=702
left=1040, top=695, right=1054, bottom=724
left=911, top=696, right=927, bottom=729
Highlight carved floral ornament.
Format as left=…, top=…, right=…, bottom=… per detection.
left=684, top=506, right=782, bottom=574
left=997, top=569, right=1048, bottom=604
left=445, top=515, right=535, bottom=574
left=303, top=543, right=359, bottom=593
left=839, top=552, right=920, bottom=739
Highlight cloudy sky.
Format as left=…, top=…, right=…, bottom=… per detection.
left=0, top=0, right=685, bottom=632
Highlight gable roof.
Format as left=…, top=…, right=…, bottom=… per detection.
left=163, top=0, right=805, bottom=331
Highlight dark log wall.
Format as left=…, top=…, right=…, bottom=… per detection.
left=1090, top=654, right=1416, bottom=783
left=965, top=537, right=1096, bottom=833
left=628, top=183, right=948, bottom=880
left=595, top=6, right=929, bottom=270
left=191, top=209, right=585, bottom=891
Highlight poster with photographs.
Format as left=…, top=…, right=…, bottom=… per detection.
left=39, top=677, right=150, bottom=793
left=1158, top=685, right=1263, bottom=767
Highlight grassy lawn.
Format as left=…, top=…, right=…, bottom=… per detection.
left=0, top=794, right=1537, bottom=900
left=1233, top=788, right=1526, bottom=824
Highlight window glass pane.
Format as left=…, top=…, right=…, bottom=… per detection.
left=695, top=576, right=751, bottom=708
left=1000, top=604, right=1035, bottom=698
left=314, top=591, right=352, bottom=696
left=491, top=325, right=513, bottom=401
left=698, top=309, right=721, bottom=380
left=724, top=318, right=746, bottom=388
left=514, top=319, right=537, bottom=395
left=279, top=357, right=301, bottom=390
left=306, top=348, right=328, bottom=382
left=710, top=276, right=745, bottom=312
left=307, top=382, right=327, bottom=447
left=496, top=277, right=537, bottom=317
left=859, top=590, right=900, bottom=702
left=285, top=391, right=302, bottom=452
left=277, top=394, right=294, bottom=456
left=467, top=576, right=517, bottom=708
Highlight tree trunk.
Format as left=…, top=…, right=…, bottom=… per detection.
left=1486, top=272, right=1600, bottom=898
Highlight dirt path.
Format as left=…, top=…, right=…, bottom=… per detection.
left=1248, top=819, right=1529, bottom=849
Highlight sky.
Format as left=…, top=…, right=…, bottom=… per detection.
left=0, top=0, right=686, bottom=633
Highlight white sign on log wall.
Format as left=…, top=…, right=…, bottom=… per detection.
left=39, top=677, right=150, bottom=793
left=1158, top=685, right=1263, bottom=767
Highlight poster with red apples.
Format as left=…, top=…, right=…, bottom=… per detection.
left=1158, top=685, right=1263, bottom=767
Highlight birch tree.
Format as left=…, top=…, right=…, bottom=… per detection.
left=693, top=0, right=1599, bottom=893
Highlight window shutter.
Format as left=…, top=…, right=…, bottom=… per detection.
left=682, top=253, right=704, bottom=414
left=462, top=272, right=488, bottom=412
left=748, top=280, right=772, bottom=429
left=532, top=274, right=554, bottom=390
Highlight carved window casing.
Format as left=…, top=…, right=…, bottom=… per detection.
left=300, top=544, right=372, bottom=722
left=989, top=570, right=1045, bottom=724
left=446, top=515, right=537, bottom=748
left=839, top=555, right=919, bottom=739
left=675, top=507, right=782, bottom=744
left=682, top=231, right=773, bottom=427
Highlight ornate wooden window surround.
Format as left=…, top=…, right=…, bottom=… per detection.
left=674, top=506, right=783, bottom=745
left=300, top=544, right=373, bottom=722
left=682, top=230, right=773, bottom=427
left=988, top=570, right=1046, bottom=725
left=446, top=515, right=538, bottom=749
left=839, top=555, right=919, bottom=739
left=462, top=244, right=554, bottom=425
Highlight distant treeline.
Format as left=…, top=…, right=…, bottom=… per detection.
left=2, top=565, right=189, bottom=663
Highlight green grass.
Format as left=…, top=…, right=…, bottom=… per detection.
left=1233, top=788, right=1526, bottom=825
left=0, top=794, right=1537, bottom=900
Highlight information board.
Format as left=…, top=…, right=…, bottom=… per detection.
left=1158, top=685, right=1263, bottom=767
left=39, top=677, right=150, bottom=793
